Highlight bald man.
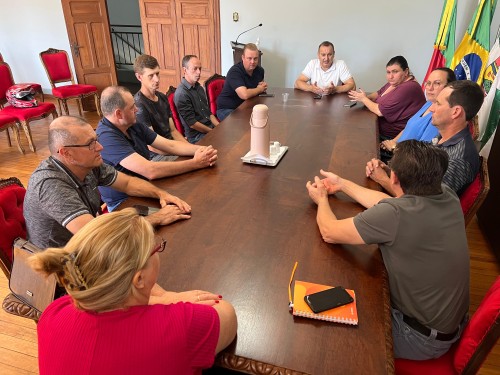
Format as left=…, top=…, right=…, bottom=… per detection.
left=24, top=116, right=191, bottom=249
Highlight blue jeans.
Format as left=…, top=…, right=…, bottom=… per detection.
left=391, top=307, right=465, bottom=360
left=216, top=108, right=233, bottom=121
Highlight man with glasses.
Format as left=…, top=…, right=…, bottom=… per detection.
left=294, top=41, right=355, bottom=95
left=307, top=140, right=469, bottom=360
left=366, top=80, right=483, bottom=196
left=24, top=116, right=192, bottom=249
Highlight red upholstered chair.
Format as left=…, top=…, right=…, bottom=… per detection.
left=0, top=177, right=40, bottom=321
left=0, top=62, right=57, bottom=152
left=395, top=276, right=500, bottom=375
left=0, top=56, right=44, bottom=101
left=39, top=48, right=101, bottom=117
left=0, top=113, right=24, bottom=153
left=204, top=73, right=225, bottom=121
left=166, top=86, right=184, bottom=136
left=460, top=157, right=490, bottom=227
left=468, top=116, right=479, bottom=141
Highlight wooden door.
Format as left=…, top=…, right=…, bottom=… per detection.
left=61, top=0, right=118, bottom=95
left=139, top=0, right=220, bottom=92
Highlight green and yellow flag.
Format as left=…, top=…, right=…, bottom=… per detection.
left=422, top=0, right=456, bottom=89
left=449, top=0, right=497, bottom=85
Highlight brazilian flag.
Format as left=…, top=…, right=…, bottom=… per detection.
left=450, top=0, right=497, bottom=85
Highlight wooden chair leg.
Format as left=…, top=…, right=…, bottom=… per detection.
left=20, top=120, right=36, bottom=152
left=56, top=99, right=63, bottom=116
left=11, top=124, right=25, bottom=154
left=76, top=98, right=83, bottom=117
left=94, top=93, right=102, bottom=117
left=5, top=127, right=12, bottom=147
left=62, top=100, right=70, bottom=116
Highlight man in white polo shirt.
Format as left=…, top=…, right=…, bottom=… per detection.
left=294, top=41, right=355, bottom=95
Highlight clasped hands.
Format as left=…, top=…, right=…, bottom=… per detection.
left=194, top=145, right=218, bottom=167
left=258, top=81, right=268, bottom=93
left=365, top=158, right=391, bottom=184
left=306, top=169, right=343, bottom=204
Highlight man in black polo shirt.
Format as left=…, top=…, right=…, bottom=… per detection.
left=216, top=43, right=267, bottom=121
left=174, top=55, right=219, bottom=144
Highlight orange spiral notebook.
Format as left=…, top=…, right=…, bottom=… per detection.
left=292, top=280, right=358, bottom=325
left=288, top=262, right=358, bottom=325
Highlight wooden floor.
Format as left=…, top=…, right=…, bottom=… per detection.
left=0, top=100, right=498, bottom=374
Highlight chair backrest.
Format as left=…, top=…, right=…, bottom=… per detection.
left=39, top=48, right=75, bottom=87
left=0, top=62, right=15, bottom=105
left=166, top=86, right=184, bottom=136
left=453, top=276, right=500, bottom=374
left=204, top=73, right=225, bottom=117
left=0, top=177, right=26, bottom=279
left=460, top=156, right=490, bottom=226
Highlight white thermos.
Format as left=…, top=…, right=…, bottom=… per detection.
left=249, top=104, right=270, bottom=159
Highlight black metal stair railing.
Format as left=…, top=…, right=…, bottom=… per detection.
left=110, top=24, right=144, bottom=67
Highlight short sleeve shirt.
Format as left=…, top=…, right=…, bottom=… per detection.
left=353, top=185, right=469, bottom=333
left=24, top=158, right=117, bottom=249
left=38, top=295, right=220, bottom=375
left=216, top=61, right=265, bottom=111
left=301, top=59, right=353, bottom=88
left=375, top=79, right=426, bottom=138
left=435, top=127, right=479, bottom=195
left=134, top=91, right=174, bottom=140
left=96, top=117, right=157, bottom=207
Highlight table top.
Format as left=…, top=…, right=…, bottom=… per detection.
left=135, top=89, right=394, bottom=374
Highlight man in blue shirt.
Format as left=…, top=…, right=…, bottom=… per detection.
left=96, top=86, right=218, bottom=210
left=216, top=43, right=267, bottom=121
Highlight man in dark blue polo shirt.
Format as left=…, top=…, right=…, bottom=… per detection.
left=96, top=86, right=218, bottom=210
left=216, top=43, right=267, bottom=121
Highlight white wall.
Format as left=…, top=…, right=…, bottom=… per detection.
left=1, top=0, right=500, bottom=93
left=220, top=0, right=500, bottom=91
left=0, top=0, right=72, bottom=93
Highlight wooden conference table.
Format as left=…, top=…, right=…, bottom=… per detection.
left=127, top=89, right=394, bottom=374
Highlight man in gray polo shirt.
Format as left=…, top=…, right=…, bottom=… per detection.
left=306, top=140, right=469, bottom=360
left=24, top=116, right=192, bottom=249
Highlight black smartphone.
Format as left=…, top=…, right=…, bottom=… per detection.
left=344, top=102, right=357, bottom=108
left=304, top=286, right=354, bottom=313
left=258, top=93, right=275, bottom=97
left=133, top=205, right=160, bottom=216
